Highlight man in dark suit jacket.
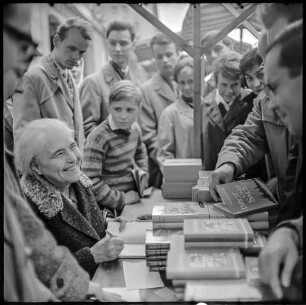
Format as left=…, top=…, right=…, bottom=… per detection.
left=139, top=33, right=180, bottom=188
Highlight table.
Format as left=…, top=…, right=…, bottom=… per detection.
left=93, top=189, right=276, bottom=302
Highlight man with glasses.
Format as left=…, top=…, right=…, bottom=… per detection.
left=80, top=21, right=141, bottom=137
left=12, top=16, right=93, bottom=155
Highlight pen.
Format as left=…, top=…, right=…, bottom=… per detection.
left=105, top=230, right=116, bottom=238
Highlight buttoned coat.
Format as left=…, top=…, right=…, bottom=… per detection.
left=139, top=72, right=180, bottom=161
left=80, top=62, right=142, bottom=138
left=216, top=91, right=298, bottom=207
left=157, top=98, right=200, bottom=172
left=20, top=172, right=107, bottom=278
left=12, top=55, right=85, bottom=154
left=202, top=88, right=252, bottom=170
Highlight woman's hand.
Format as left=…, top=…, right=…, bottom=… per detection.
left=90, top=236, right=124, bottom=263
left=106, top=216, right=128, bottom=231
left=87, top=282, right=124, bottom=302
left=124, top=190, right=140, bottom=205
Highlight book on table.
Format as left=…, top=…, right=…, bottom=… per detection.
left=145, top=228, right=183, bottom=250
left=132, top=168, right=152, bottom=198
left=152, top=202, right=209, bottom=223
left=214, top=178, right=278, bottom=218
left=162, top=180, right=196, bottom=199
left=184, top=218, right=254, bottom=242
left=166, top=235, right=246, bottom=280
left=163, top=158, right=202, bottom=182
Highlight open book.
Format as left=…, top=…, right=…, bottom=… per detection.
left=132, top=168, right=152, bottom=198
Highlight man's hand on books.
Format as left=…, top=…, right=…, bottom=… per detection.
left=258, top=227, right=299, bottom=299
left=124, top=190, right=140, bottom=205
left=208, top=163, right=235, bottom=201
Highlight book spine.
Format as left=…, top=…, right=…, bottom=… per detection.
left=146, top=255, right=168, bottom=261
left=149, top=266, right=167, bottom=272
left=246, top=211, right=269, bottom=221
left=145, top=249, right=169, bottom=255
left=249, top=221, right=269, bottom=230
left=146, top=260, right=167, bottom=267
left=153, top=222, right=183, bottom=229
left=145, top=244, right=170, bottom=250
left=184, top=240, right=251, bottom=249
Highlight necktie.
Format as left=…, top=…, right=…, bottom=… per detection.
left=65, top=71, right=74, bottom=99
left=218, top=102, right=227, bottom=117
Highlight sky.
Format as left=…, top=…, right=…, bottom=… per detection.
left=157, top=3, right=258, bottom=46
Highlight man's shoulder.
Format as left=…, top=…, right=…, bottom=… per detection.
left=141, top=72, right=159, bottom=89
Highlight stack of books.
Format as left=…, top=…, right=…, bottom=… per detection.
left=152, top=201, right=209, bottom=230
left=192, top=170, right=214, bottom=202
left=213, top=178, right=279, bottom=235
left=162, top=159, right=202, bottom=199
left=166, top=234, right=247, bottom=281
left=145, top=228, right=182, bottom=272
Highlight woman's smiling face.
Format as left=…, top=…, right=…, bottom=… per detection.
left=34, top=130, right=82, bottom=190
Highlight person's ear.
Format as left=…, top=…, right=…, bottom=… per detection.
left=31, top=160, right=42, bottom=175
left=53, top=33, right=61, bottom=48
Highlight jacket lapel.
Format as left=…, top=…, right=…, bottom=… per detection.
left=177, top=98, right=194, bottom=120
left=153, top=73, right=178, bottom=103
left=60, top=199, right=101, bottom=241
left=203, top=90, right=225, bottom=132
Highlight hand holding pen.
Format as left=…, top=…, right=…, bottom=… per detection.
left=90, top=231, right=124, bottom=263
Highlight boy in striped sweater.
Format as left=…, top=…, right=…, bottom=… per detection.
left=82, top=80, right=148, bottom=214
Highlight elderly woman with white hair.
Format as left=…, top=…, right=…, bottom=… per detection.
left=15, top=118, right=125, bottom=279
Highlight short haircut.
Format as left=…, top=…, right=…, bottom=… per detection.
left=173, top=56, right=194, bottom=83
left=258, top=3, right=303, bottom=30
left=266, top=19, right=303, bottom=78
left=213, top=51, right=242, bottom=84
left=201, top=30, right=233, bottom=49
left=15, top=119, right=75, bottom=176
left=56, top=17, right=93, bottom=41
left=150, top=32, right=177, bottom=51
left=239, top=48, right=263, bottom=75
left=106, top=21, right=135, bottom=41
left=108, top=80, right=142, bottom=106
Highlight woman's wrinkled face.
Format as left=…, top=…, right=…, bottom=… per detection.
left=34, top=130, right=82, bottom=190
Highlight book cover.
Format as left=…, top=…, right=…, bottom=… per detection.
left=146, top=249, right=169, bottom=256
left=145, top=229, right=183, bottom=250
left=152, top=202, right=209, bottom=223
left=215, top=178, right=278, bottom=217
left=132, top=168, right=151, bottom=198
left=184, top=218, right=254, bottom=242
left=163, top=158, right=202, bottom=182
left=146, top=255, right=168, bottom=261
left=167, top=235, right=246, bottom=280
left=184, top=279, right=262, bottom=301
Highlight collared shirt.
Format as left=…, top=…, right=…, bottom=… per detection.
left=109, top=114, right=131, bottom=133
left=215, top=89, right=233, bottom=111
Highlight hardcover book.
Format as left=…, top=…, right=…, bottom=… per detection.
left=152, top=202, right=209, bottom=223
left=163, top=158, right=202, bottom=182
left=185, top=240, right=252, bottom=249
left=145, top=229, right=183, bottom=250
left=166, top=235, right=246, bottom=280
left=184, top=218, right=254, bottom=242
left=249, top=221, right=269, bottom=231
left=132, top=169, right=152, bottom=198
left=153, top=222, right=183, bottom=230
left=241, top=232, right=267, bottom=255
left=162, top=181, right=195, bottom=199
left=214, top=178, right=278, bottom=217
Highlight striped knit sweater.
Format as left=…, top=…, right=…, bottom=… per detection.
left=82, top=117, right=148, bottom=211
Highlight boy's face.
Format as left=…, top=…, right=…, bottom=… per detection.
left=244, top=63, right=265, bottom=95
left=217, top=73, right=241, bottom=104
left=109, top=98, right=138, bottom=130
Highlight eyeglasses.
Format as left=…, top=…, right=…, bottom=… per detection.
left=4, top=23, right=38, bottom=50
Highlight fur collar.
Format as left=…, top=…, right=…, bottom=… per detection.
left=20, top=172, right=92, bottom=219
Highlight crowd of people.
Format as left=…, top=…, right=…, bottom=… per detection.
left=3, top=3, right=303, bottom=302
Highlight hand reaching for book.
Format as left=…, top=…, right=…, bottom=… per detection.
left=90, top=235, right=124, bottom=263
left=258, top=227, right=300, bottom=299
left=208, top=163, right=235, bottom=201
left=124, top=190, right=140, bottom=205
left=87, top=282, right=124, bottom=302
